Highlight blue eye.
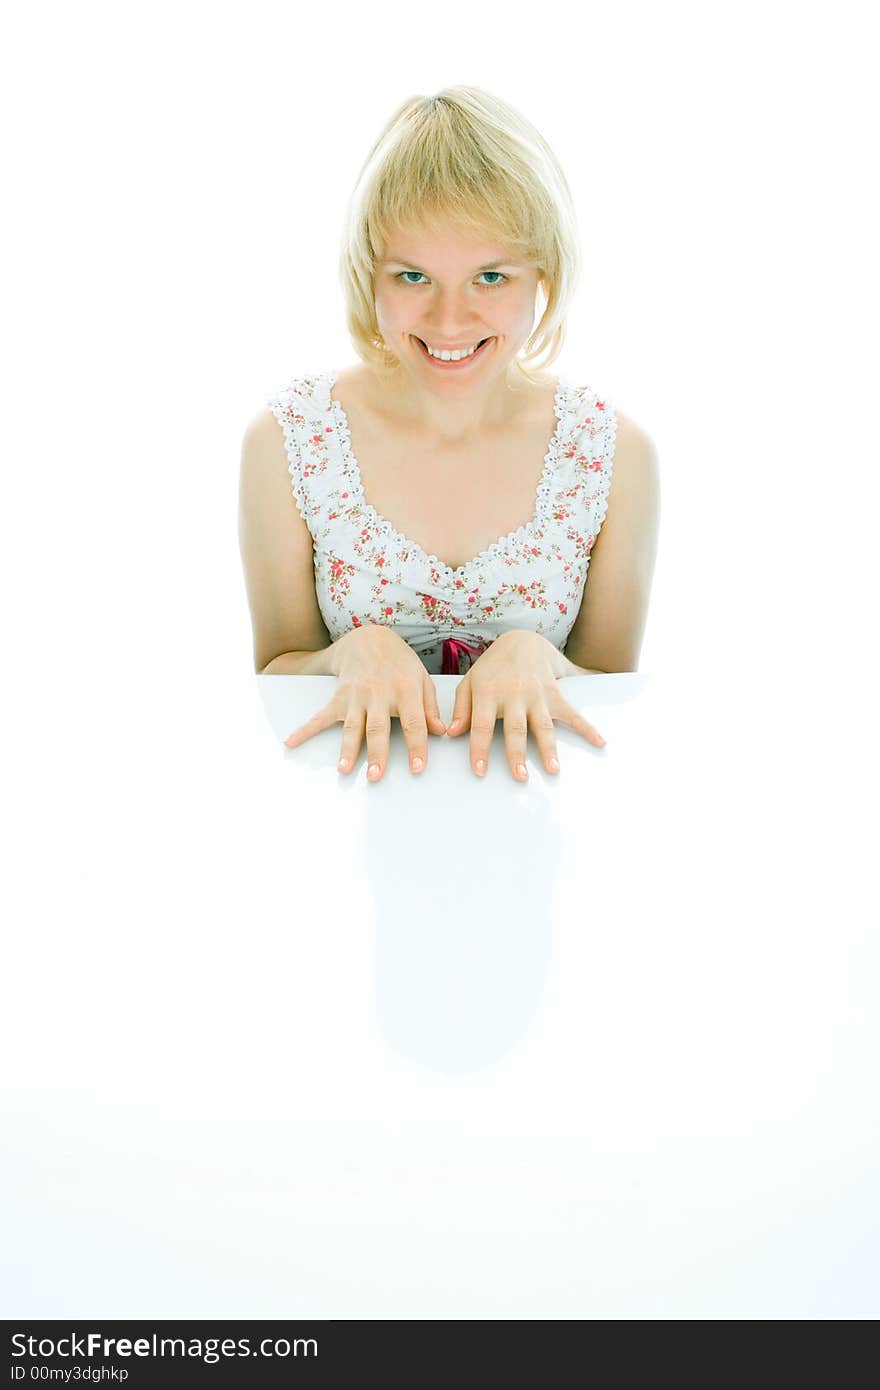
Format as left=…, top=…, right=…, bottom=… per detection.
left=397, top=270, right=508, bottom=287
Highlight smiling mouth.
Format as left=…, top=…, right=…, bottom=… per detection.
left=413, top=336, right=493, bottom=362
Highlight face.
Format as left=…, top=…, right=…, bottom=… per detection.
left=373, top=217, right=543, bottom=392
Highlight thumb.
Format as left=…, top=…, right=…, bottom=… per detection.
left=446, top=673, right=472, bottom=736
left=423, top=672, right=448, bottom=734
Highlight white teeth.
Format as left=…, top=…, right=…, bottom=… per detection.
left=424, top=341, right=483, bottom=361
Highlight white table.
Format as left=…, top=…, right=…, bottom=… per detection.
left=3, top=666, right=875, bottom=1318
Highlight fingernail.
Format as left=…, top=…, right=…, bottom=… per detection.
left=411, top=756, right=424, bottom=772
left=475, top=758, right=486, bottom=775
left=449, top=718, right=461, bottom=732
left=547, top=756, right=559, bottom=771
left=516, top=763, right=528, bottom=779
left=338, top=756, right=350, bottom=770
left=368, top=763, right=381, bottom=779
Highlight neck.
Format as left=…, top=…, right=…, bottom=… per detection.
left=373, top=364, right=533, bottom=445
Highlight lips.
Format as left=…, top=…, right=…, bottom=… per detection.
left=414, top=336, right=492, bottom=362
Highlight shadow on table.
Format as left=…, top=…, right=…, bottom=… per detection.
left=363, top=779, right=561, bottom=1076
left=258, top=672, right=650, bottom=1077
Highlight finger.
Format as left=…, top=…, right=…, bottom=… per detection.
left=399, top=694, right=430, bottom=774
left=469, top=697, right=497, bottom=777
left=527, top=703, right=560, bottom=774
left=422, top=671, right=448, bottom=736
left=336, top=705, right=367, bottom=774
left=548, top=693, right=607, bottom=747
left=446, top=673, right=472, bottom=737
left=502, top=703, right=531, bottom=781
left=284, top=700, right=338, bottom=748
left=364, top=702, right=392, bottom=782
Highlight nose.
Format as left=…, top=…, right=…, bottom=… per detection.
left=422, top=289, right=485, bottom=343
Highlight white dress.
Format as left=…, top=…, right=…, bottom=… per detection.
left=267, top=368, right=617, bottom=674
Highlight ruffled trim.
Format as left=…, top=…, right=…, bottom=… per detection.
left=266, top=370, right=335, bottom=538
left=325, top=370, right=572, bottom=584
left=589, top=395, right=617, bottom=542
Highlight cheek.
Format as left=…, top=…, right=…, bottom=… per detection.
left=374, top=294, right=408, bottom=327
left=491, top=288, right=536, bottom=320
left=492, top=299, right=533, bottom=333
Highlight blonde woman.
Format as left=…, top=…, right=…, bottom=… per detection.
left=239, top=87, right=660, bottom=784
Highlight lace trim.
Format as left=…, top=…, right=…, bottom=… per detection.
left=324, top=369, right=572, bottom=584
left=266, top=383, right=323, bottom=539
left=591, top=397, right=617, bottom=539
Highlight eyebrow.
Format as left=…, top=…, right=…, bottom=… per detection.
left=380, top=258, right=517, bottom=272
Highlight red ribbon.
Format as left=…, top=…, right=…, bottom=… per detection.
left=440, top=637, right=486, bottom=674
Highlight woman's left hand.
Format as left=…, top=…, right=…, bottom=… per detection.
left=445, top=630, right=607, bottom=780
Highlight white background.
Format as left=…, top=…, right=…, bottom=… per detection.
left=3, top=0, right=878, bottom=1318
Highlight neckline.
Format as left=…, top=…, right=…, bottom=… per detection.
left=323, top=368, right=571, bottom=583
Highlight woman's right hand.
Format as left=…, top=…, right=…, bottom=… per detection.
left=283, top=625, right=447, bottom=780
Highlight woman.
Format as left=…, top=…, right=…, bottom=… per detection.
left=239, top=86, right=660, bottom=784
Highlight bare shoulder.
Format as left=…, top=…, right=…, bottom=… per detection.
left=238, top=399, right=331, bottom=671
left=238, top=402, right=300, bottom=537
left=606, top=406, right=660, bottom=503
left=561, top=399, right=660, bottom=672
left=591, top=399, right=661, bottom=569
left=241, top=402, right=289, bottom=463
left=612, top=405, right=657, bottom=456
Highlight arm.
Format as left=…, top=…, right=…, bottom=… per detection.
left=562, top=410, right=661, bottom=674
left=260, top=649, right=336, bottom=675
left=238, top=406, right=335, bottom=674
left=560, top=661, right=608, bottom=675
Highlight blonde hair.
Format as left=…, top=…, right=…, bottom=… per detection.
left=337, top=86, right=581, bottom=387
